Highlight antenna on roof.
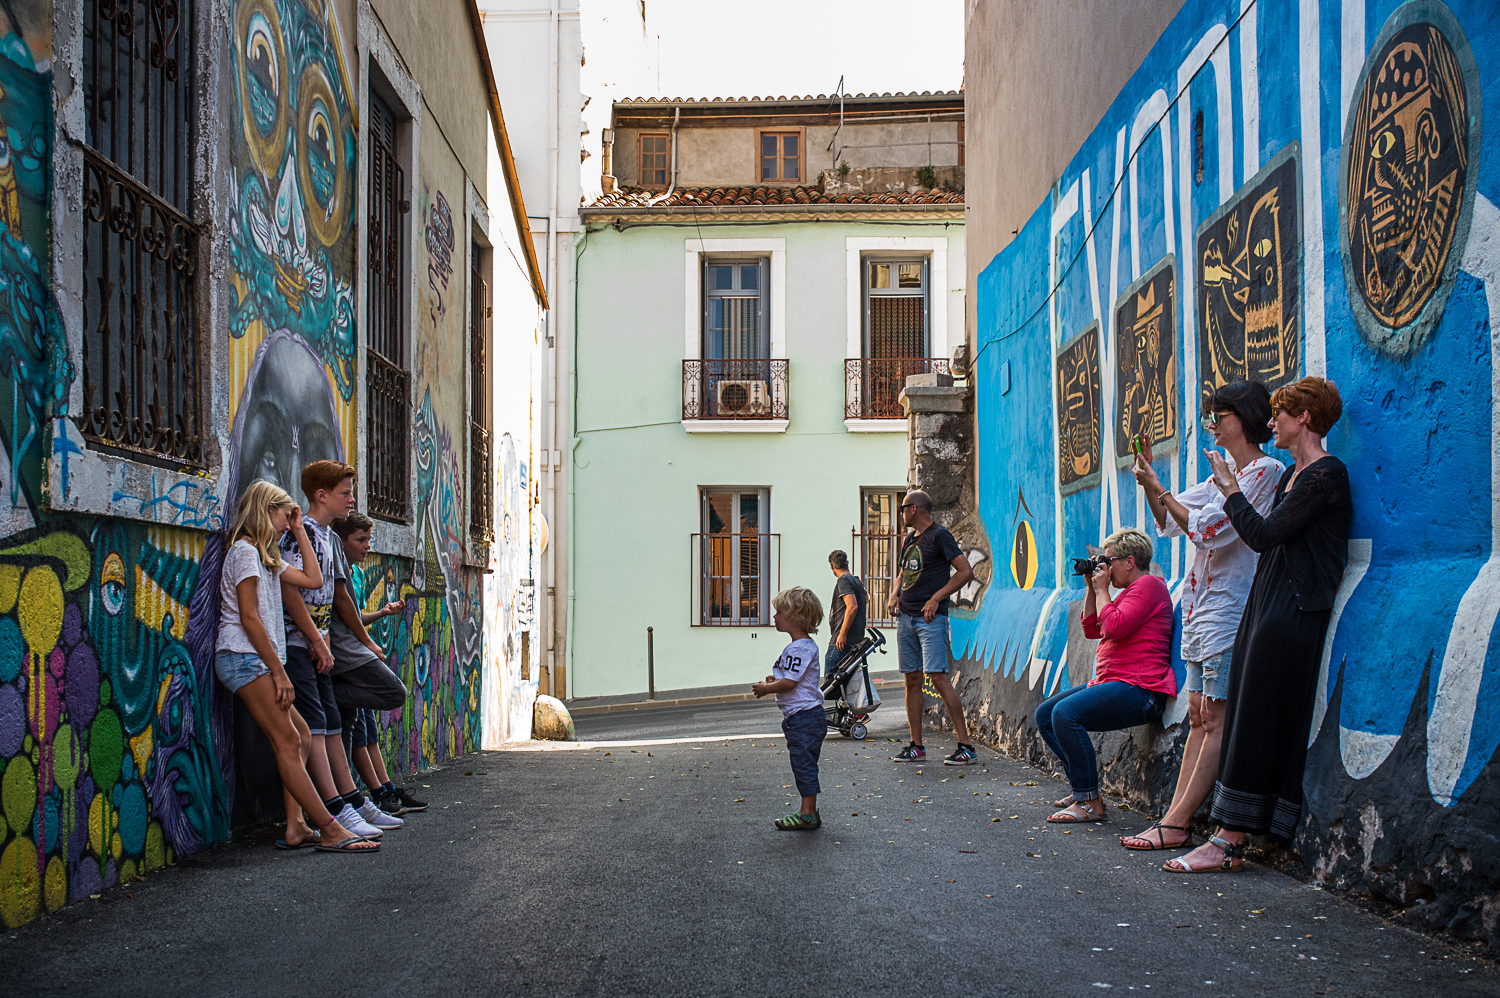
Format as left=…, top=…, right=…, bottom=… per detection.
left=826, top=76, right=845, bottom=177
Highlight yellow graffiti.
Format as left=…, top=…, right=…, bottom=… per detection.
left=0, top=563, right=18, bottom=612
left=44, top=855, right=66, bottom=913
left=129, top=726, right=154, bottom=784
left=18, top=566, right=63, bottom=653
left=0, top=836, right=40, bottom=928
left=134, top=564, right=189, bottom=641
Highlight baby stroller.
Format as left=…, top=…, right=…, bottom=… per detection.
left=820, top=628, right=886, bottom=740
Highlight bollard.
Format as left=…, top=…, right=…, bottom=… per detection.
left=647, top=626, right=655, bottom=700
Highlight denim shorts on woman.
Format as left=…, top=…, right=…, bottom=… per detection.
left=1184, top=647, right=1233, bottom=701
left=214, top=650, right=269, bottom=693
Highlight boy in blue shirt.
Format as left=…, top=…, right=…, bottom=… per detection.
left=752, top=587, right=826, bottom=830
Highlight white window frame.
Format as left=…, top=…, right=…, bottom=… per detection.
left=683, top=239, right=786, bottom=433
left=844, top=236, right=953, bottom=432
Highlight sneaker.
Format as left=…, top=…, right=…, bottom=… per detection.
left=944, top=743, right=979, bottom=766
left=359, top=799, right=404, bottom=830
left=774, top=811, right=822, bottom=831
left=393, top=786, right=429, bottom=812
left=335, top=802, right=383, bottom=839
left=375, top=789, right=409, bottom=817
left=892, top=742, right=926, bottom=762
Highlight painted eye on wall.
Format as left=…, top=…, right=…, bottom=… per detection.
left=100, top=552, right=126, bottom=617
left=305, top=100, right=336, bottom=210
left=245, top=14, right=280, bottom=138
left=1254, top=237, right=1273, bottom=258
left=1370, top=129, right=1396, bottom=159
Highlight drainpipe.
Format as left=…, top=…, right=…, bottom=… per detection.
left=545, top=0, right=561, bottom=696
left=646, top=107, right=680, bottom=205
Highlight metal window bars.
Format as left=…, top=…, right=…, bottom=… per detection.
left=691, top=532, right=780, bottom=626
left=682, top=359, right=788, bottom=420
left=366, top=92, right=409, bottom=522
left=469, top=253, right=492, bottom=543
left=77, top=0, right=204, bottom=467
left=844, top=358, right=950, bottom=420
left=365, top=351, right=409, bottom=522
left=851, top=528, right=900, bottom=627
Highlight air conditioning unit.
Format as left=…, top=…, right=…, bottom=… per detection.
left=716, top=379, right=771, bottom=416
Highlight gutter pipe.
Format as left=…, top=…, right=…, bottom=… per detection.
left=646, top=107, right=681, bottom=206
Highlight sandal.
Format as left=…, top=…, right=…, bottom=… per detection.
left=775, top=811, right=822, bottom=831
left=275, top=831, right=320, bottom=850
left=1120, top=822, right=1191, bottom=851
left=1047, top=800, right=1106, bottom=823
left=1163, top=833, right=1243, bottom=873
left=313, top=835, right=381, bottom=853
left=1052, top=794, right=1074, bottom=809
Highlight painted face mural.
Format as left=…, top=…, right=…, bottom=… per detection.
left=228, top=0, right=357, bottom=459
left=1198, top=148, right=1302, bottom=406
left=1114, top=262, right=1176, bottom=461
left=228, top=331, right=343, bottom=503
left=1056, top=326, right=1101, bottom=493
left=1343, top=16, right=1478, bottom=355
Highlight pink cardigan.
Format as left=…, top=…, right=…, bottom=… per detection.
left=1081, top=574, right=1177, bottom=696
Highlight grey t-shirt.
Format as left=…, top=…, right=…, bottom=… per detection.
left=329, top=601, right=382, bottom=675
left=828, top=573, right=868, bottom=648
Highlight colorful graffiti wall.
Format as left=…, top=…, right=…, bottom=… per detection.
left=961, top=0, right=1498, bottom=940
left=0, top=0, right=498, bottom=929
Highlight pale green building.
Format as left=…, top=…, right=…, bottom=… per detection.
left=571, top=93, right=966, bottom=696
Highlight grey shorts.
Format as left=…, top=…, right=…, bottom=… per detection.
left=1183, top=648, right=1233, bottom=701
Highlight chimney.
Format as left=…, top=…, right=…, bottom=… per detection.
left=600, top=128, right=616, bottom=193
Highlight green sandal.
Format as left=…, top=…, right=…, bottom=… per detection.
left=774, top=811, right=822, bottom=831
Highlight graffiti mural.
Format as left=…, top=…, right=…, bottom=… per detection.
left=1113, top=259, right=1177, bottom=462
left=1341, top=5, right=1479, bottom=356
left=227, top=0, right=358, bottom=503
left=959, top=0, right=1499, bottom=944
left=1056, top=325, right=1101, bottom=495
left=1197, top=146, right=1302, bottom=405
left=0, top=522, right=231, bottom=928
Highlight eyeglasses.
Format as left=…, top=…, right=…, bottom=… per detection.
left=900, top=503, right=925, bottom=511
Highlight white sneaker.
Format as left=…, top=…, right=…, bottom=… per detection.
left=359, top=799, right=404, bottom=829
left=336, top=802, right=383, bottom=839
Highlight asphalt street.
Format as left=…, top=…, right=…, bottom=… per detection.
left=7, top=701, right=1495, bottom=998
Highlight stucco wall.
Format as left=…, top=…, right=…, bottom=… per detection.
left=963, top=0, right=1185, bottom=347
left=959, top=0, right=1500, bottom=947
left=571, top=219, right=963, bottom=696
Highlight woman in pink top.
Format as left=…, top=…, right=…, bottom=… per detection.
left=1037, top=529, right=1175, bottom=823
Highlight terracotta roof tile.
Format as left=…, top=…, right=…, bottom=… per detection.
left=615, top=90, right=961, bottom=104
left=588, top=185, right=964, bottom=209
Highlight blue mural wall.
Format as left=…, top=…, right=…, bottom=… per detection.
left=961, top=0, right=1498, bottom=939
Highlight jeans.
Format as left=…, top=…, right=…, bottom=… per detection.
left=896, top=612, right=950, bottom=674
left=1034, top=681, right=1167, bottom=800
left=824, top=643, right=849, bottom=681
left=781, top=706, right=826, bottom=798
left=1184, top=647, right=1233, bottom=701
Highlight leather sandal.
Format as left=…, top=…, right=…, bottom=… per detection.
left=1163, top=833, right=1243, bottom=872
left=1047, top=800, right=1106, bottom=823
left=1052, top=794, right=1074, bottom=809
left=1120, top=821, right=1191, bottom=851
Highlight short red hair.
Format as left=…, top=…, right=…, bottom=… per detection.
left=301, top=459, right=356, bottom=501
left=1270, top=377, right=1343, bottom=435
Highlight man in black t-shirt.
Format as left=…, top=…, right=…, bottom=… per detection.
left=884, top=490, right=978, bottom=766
left=825, top=550, right=868, bottom=680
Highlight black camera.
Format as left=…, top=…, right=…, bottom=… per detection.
left=1072, top=555, right=1108, bottom=577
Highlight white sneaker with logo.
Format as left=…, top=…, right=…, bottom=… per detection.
left=359, top=799, right=404, bottom=829
left=336, top=802, right=383, bottom=839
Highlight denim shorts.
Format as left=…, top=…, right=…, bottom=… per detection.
left=214, top=650, right=269, bottom=693
left=1184, top=648, right=1233, bottom=701
left=896, top=612, right=950, bottom=674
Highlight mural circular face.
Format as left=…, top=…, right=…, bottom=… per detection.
left=1339, top=2, right=1480, bottom=357
left=296, top=63, right=351, bottom=248
left=234, top=0, right=290, bottom=179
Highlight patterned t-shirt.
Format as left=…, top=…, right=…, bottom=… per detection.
left=281, top=518, right=348, bottom=648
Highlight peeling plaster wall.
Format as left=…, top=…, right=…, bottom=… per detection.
left=959, top=0, right=1500, bottom=947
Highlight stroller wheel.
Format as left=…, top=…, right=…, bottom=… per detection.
left=851, top=723, right=868, bottom=740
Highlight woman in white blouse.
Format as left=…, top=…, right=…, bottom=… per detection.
left=1120, top=381, right=1284, bottom=851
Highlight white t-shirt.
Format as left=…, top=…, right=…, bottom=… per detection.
left=773, top=637, right=823, bottom=716
left=217, top=539, right=289, bottom=663
left=1158, top=453, right=1285, bottom=661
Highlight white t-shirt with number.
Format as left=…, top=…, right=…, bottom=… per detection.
left=217, top=539, right=288, bottom=664
left=773, top=637, right=823, bottom=716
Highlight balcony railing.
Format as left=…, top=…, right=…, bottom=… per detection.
left=852, top=528, right=900, bottom=626
left=844, top=357, right=951, bottom=420
left=683, top=359, right=788, bottom=420
left=690, top=532, right=781, bottom=626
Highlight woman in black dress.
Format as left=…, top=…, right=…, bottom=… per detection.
left=1165, top=377, right=1353, bottom=873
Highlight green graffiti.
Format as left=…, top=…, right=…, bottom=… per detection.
left=1, top=752, right=32, bottom=832
left=88, top=710, right=122, bottom=790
